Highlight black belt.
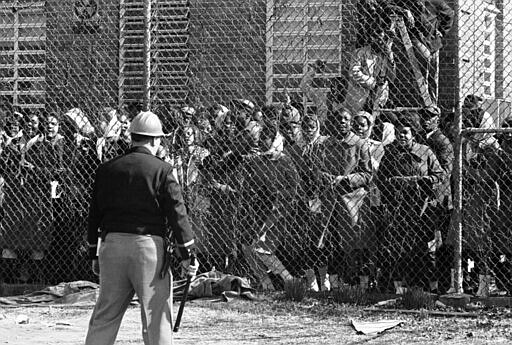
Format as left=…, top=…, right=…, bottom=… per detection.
left=101, top=224, right=165, bottom=240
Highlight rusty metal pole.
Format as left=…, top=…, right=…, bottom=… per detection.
left=143, top=0, right=151, bottom=111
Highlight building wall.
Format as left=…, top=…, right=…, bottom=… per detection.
left=188, top=0, right=266, bottom=106
left=456, top=0, right=512, bottom=124
left=41, top=0, right=512, bottom=122
left=45, top=0, right=118, bottom=114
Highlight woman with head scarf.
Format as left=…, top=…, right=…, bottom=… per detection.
left=317, top=108, right=372, bottom=289
left=353, top=111, right=385, bottom=171
left=170, top=124, right=214, bottom=271
left=376, top=111, right=443, bottom=292
left=287, top=108, right=372, bottom=291
left=274, top=110, right=329, bottom=291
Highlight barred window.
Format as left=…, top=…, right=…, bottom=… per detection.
left=0, top=1, right=45, bottom=111
left=266, top=0, right=342, bottom=108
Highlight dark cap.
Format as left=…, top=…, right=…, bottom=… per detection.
left=395, top=111, right=421, bottom=134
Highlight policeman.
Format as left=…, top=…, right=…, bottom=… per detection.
left=85, top=111, right=198, bottom=345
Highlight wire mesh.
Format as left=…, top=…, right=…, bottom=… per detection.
left=0, top=0, right=511, bottom=299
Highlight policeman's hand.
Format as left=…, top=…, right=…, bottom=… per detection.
left=92, top=259, right=100, bottom=276
left=181, top=258, right=199, bottom=279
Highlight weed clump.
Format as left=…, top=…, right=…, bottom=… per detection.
left=402, top=287, right=435, bottom=310
left=331, top=285, right=370, bottom=306
left=283, top=278, right=308, bottom=302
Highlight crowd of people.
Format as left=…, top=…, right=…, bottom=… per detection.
left=0, top=93, right=510, bottom=296
left=0, top=0, right=510, bottom=297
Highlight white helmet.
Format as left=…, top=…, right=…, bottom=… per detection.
left=129, top=111, right=164, bottom=137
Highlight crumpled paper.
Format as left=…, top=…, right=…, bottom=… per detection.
left=351, top=319, right=403, bottom=335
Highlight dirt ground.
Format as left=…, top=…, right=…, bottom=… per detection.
left=1, top=297, right=512, bottom=345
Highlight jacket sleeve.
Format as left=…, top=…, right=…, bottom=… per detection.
left=161, top=169, right=196, bottom=259
left=374, top=147, right=396, bottom=205
left=432, top=0, right=454, bottom=36
left=432, top=133, right=454, bottom=175
left=346, top=141, right=373, bottom=189
left=424, top=147, right=444, bottom=185
left=349, top=49, right=376, bottom=89
left=87, top=167, right=102, bottom=260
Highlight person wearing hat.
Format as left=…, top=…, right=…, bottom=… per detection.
left=419, top=106, right=454, bottom=293
left=85, top=111, right=199, bottom=345
left=446, top=96, right=501, bottom=296
left=460, top=94, right=499, bottom=150
left=376, top=111, right=443, bottom=292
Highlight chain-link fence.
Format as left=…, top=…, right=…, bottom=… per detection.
left=0, top=0, right=511, bottom=299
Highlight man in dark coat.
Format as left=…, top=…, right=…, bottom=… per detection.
left=420, top=107, right=454, bottom=292
left=85, top=111, right=198, bottom=345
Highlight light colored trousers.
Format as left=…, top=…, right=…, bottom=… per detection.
left=85, top=233, right=173, bottom=345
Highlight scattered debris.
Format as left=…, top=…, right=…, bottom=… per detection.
left=439, top=293, right=471, bottom=309
left=351, top=319, right=403, bottom=335
left=364, top=307, right=479, bottom=318
left=56, top=321, right=72, bottom=326
left=15, top=315, right=29, bottom=324
left=435, top=300, right=447, bottom=308
left=374, top=298, right=399, bottom=308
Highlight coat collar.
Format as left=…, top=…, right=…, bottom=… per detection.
left=338, top=132, right=361, bottom=146
left=128, top=145, right=153, bottom=156
left=390, top=141, right=427, bottom=159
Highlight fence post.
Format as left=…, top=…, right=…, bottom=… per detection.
left=118, top=0, right=126, bottom=111
left=453, top=103, right=464, bottom=293
left=143, top=0, right=151, bottom=111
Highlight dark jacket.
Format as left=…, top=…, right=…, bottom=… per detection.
left=427, top=129, right=453, bottom=209
left=377, top=141, right=444, bottom=206
left=87, top=146, right=195, bottom=259
left=394, top=0, right=454, bottom=53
